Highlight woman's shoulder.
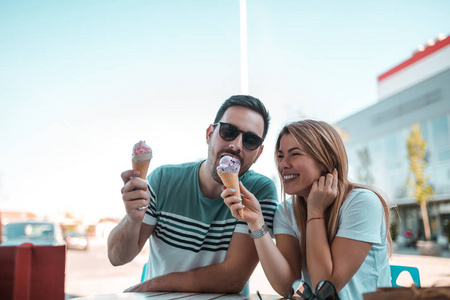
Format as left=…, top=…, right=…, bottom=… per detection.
left=277, top=197, right=294, bottom=208
left=347, top=188, right=378, bottom=200
left=275, top=198, right=295, bottom=216
left=343, top=188, right=382, bottom=210
left=274, top=198, right=299, bottom=235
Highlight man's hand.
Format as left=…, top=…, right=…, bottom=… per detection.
left=121, top=170, right=150, bottom=223
left=124, top=281, right=149, bottom=293
left=107, top=170, right=153, bottom=266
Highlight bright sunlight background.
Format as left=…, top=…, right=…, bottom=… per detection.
left=1, top=1, right=449, bottom=221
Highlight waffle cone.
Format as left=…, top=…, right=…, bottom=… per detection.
left=219, top=173, right=244, bottom=218
left=132, top=160, right=150, bottom=180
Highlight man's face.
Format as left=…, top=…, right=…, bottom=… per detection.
left=206, top=106, right=265, bottom=184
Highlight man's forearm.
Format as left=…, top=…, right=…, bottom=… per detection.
left=125, top=232, right=259, bottom=293
left=107, top=216, right=142, bottom=266
left=140, top=261, right=255, bottom=294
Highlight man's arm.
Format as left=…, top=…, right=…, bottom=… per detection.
left=108, top=218, right=154, bottom=266
left=125, top=232, right=259, bottom=293
left=107, top=170, right=154, bottom=266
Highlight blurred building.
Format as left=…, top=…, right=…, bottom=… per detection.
left=96, top=218, right=120, bottom=241
left=0, top=211, right=38, bottom=224
left=336, top=34, right=450, bottom=245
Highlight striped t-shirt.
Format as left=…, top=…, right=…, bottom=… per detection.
left=142, top=160, right=278, bottom=280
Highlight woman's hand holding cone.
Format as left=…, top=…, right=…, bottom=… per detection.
left=222, top=181, right=265, bottom=230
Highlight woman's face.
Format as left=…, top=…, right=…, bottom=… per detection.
left=277, top=133, right=324, bottom=199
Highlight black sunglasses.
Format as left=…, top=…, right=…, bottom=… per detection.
left=213, top=122, right=263, bottom=151
left=289, top=279, right=340, bottom=300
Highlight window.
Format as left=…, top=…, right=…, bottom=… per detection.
left=431, top=117, right=449, bottom=148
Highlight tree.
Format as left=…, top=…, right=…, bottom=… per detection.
left=406, top=124, right=434, bottom=241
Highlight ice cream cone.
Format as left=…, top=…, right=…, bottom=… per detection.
left=132, top=141, right=153, bottom=180
left=218, top=172, right=244, bottom=218
left=217, top=155, right=243, bottom=218
left=132, top=160, right=150, bottom=180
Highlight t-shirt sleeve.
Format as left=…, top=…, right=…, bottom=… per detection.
left=273, top=202, right=298, bottom=238
left=254, top=179, right=279, bottom=236
left=336, top=189, right=384, bottom=244
left=235, top=177, right=279, bottom=235
left=142, top=167, right=162, bottom=225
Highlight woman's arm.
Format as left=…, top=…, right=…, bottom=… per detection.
left=306, top=171, right=372, bottom=290
left=306, top=216, right=371, bottom=290
left=222, top=182, right=302, bottom=297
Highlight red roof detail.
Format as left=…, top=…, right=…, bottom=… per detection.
left=378, top=35, right=450, bottom=82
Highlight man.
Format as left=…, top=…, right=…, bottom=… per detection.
left=107, top=95, right=278, bottom=293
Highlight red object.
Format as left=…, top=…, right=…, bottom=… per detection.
left=378, top=35, right=450, bottom=82
left=306, top=216, right=325, bottom=224
left=0, top=244, right=66, bottom=300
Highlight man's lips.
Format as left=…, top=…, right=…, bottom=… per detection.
left=219, top=153, right=241, bottom=162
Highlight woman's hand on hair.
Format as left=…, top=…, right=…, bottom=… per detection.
left=221, top=182, right=264, bottom=228
left=307, top=170, right=338, bottom=215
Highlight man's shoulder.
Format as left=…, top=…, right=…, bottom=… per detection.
left=155, top=160, right=203, bottom=173
left=149, top=161, right=202, bottom=185
left=241, top=170, right=275, bottom=186
left=240, top=170, right=274, bottom=183
left=241, top=170, right=278, bottom=201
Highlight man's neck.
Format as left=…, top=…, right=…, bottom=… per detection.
left=198, top=160, right=222, bottom=200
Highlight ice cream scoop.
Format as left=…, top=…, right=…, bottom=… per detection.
left=132, top=141, right=153, bottom=180
left=217, top=155, right=244, bottom=218
left=217, top=155, right=241, bottom=174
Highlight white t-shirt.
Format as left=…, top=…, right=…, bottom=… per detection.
left=274, top=188, right=391, bottom=300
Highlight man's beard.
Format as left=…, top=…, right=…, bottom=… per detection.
left=207, top=145, right=245, bottom=184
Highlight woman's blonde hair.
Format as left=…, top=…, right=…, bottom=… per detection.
left=275, top=120, right=392, bottom=263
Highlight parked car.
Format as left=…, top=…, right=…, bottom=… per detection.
left=1, top=221, right=66, bottom=246
left=64, top=227, right=89, bottom=250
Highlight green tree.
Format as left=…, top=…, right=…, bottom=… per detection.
left=406, top=124, right=434, bottom=241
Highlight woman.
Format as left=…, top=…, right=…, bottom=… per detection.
left=222, top=120, right=392, bottom=299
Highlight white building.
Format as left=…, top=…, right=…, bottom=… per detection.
left=337, top=34, right=450, bottom=245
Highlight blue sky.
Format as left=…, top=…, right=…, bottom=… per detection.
left=1, top=1, right=449, bottom=220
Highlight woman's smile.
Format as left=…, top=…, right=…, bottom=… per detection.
left=277, top=134, right=323, bottom=197
left=283, top=174, right=299, bottom=183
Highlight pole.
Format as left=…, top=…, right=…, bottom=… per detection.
left=240, top=0, right=249, bottom=95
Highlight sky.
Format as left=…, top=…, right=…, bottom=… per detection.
left=1, top=0, right=449, bottom=222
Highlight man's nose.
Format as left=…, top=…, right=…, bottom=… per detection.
left=229, top=133, right=244, bottom=151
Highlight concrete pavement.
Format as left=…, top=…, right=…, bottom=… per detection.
left=390, top=245, right=450, bottom=287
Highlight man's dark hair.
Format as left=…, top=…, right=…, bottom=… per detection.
left=213, top=95, right=271, bottom=140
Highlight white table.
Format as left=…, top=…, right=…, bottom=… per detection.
left=73, top=292, right=283, bottom=299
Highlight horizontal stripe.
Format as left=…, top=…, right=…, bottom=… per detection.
left=148, top=193, right=278, bottom=252
left=154, top=225, right=233, bottom=247
left=155, top=232, right=230, bottom=253
left=156, top=220, right=235, bottom=242
left=160, top=212, right=238, bottom=233
left=154, top=228, right=231, bottom=253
